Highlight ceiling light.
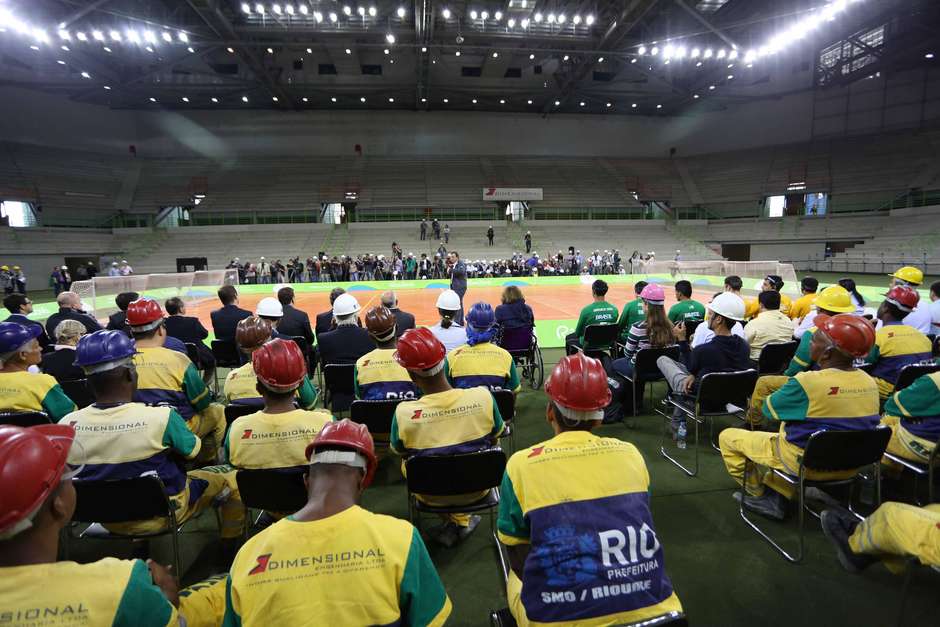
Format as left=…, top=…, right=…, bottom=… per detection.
left=500, top=99, right=506, bottom=104
left=305, top=47, right=312, bottom=54
left=103, top=46, right=112, bottom=52
left=727, top=63, right=734, bottom=68
left=357, top=7, right=365, bottom=17
left=529, top=53, right=535, bottom=60
left=492, top=52, right=498, bottom=58
left=656, top=104, right=662, bottom=109
left=178, top=32, right=188, bottom=43
left=80, top=71, right=91, bottom=78
left=144, top=30, right=157, bottom=44
left=360, top=96, right=366, bottom=102
left=664, top=59, right=670, bottom=65
left=563, top=55, right=569, bottom=61
left=267, top=47, right=274, bottom=54
left=717, top=48, right=726, bottom=59
left=534, top=12, right=543, bottom=22
left=651, top=46, right=659, bottom=56
left=421, top=46, right=427, bottom=52
left=508, top=18, right=516, bottom=28
left=331, top=97, right=337, bottom=102
left=212, top=97, right=219, bottom=102
left=638, top=45, right=647, bottom=55
left=384, top=48, right=389, bottom=54
left=389, top=59, right=394, bottom=63
left=182, top=97, right=190, bottom=102
left=558, top=14, right=566, bottom=24
left=481, top=11, right=489, bottom=20
left=397, top=7, right=406, bottom=18
left=29, top=44, right=40, bottom=51
left=56, top=59, right=66, bottom=65
left=727, top=74, right=734, bottom=79
left=579, top=101, right=585, bottom=106
left=369, top=7, right=377, bottom=17
left=442, top=8, right=451, bottom=19
left=242, top=95, right=249, bottom=102
left=443, top=98, right=449, bottom=103
left=585, top=15, right=595, bottom=25
left=631, top=103, right=637, bottom=108
left=495, top=11, right=503, bottom=20
left=470, top=10, right=478, bottom=20
left=547, top=13, right=556, bottom=24
left=61, top=45, right=71, bottom=51
left=598, top=57, right=604, bottom=63
left=76, top=32, right=87, bottom=41
left=554, top=100, right=561, bottom=106
left=388, top=97, right=395, bottom=102
left=345, top=48, right=352, bottom=54
left=708, top=84, right=715, bottom=90
left=227, top=47, right=235, bottom=53
left=691, top=48, right=700, bottom=58
left=696, top=61, right=702, bottom=67
left=126, top=29, right=140, bottom=42
left=631, top=58, right=637, bottom=63
left=455, top=50, right=461, bottom=56
left=729, top=49, right=738, bottom=60
left=704, top=48, right=713, bottom=58
left=92, top=30, right=104, bottom=41
left=162, top=31, right=172, bottom=42
left=676, top=47, right=686, bottom=58
left=926, top=53, right=935, bottom=59
left=343, top=6, right=352, bottom=16
left=573, top=15, right=582, bottom=25
left=272, top=96, right=279, bottom=102
left=605, top=102, right=611, bottom=108
left=421, top=97, right=427, bottom=102
left=329, top=12, right=338, bottom=22
left=300, top=5, right=309, bottom=15
left=521, top=18, right=529, bottom=28
left=242, top=2, right=251, bottom=12
left=285, top=5, right=295, bottom=15
left=255, top=3, right=264, bottom=13
left=693, top=94, right=700, bottom=99
left=185, top=46, right=193, bottom=53
left=386, top=33, right=395, bottom=44
left=108, top=30, right=121, bottom=41
left=149, top=97, right=157, bottom=102
left=472, top=98, right=478, bottom=104
left=314, top=11, right=323, bottom=22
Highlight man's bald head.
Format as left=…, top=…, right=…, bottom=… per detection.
left=381, top=291, right=398, bottom=310
left=56, top=291, right=81, bottom=309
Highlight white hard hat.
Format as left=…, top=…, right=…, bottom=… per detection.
left=122, top=259, right=127, bottom=263
left=61, top=265, right=68, bottom=270
left=676, top=249, right=681, bottom=253
left=256, top=297, right=283, bottom=318
left=260, top=256, right=265, bottom=260
left=112, top=262, right=118, bottom=266
left=333, top=293, right=361, bottom=317
left=707, top=293, right=746, bottom=322
left=436, top=289, right=461, bottom=311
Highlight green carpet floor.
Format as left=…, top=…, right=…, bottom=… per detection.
left=69, top=348, right=939, bottom=626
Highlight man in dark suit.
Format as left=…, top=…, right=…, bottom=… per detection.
left=44, top=291, right=102, bottom=338
left=3, top=293, right=50, bottom=351
left=106, top=291, right=139, bottom=335
left=315, top=287, right=347, bottom=337
left=165, top=296, right=216, bottom=382
left=277, top=287, right=314, bottom=345
left=381, top=290, right=416, bottom=338
left=210, top=285, right=252, bottom=342
left=317, top=293, right=374, bottom=365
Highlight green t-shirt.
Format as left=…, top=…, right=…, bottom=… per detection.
left=667, top=300, right=706, bottom=324
left=617, top=298, right=645, bottom=338
left=574, top=301, right=619, bottom=347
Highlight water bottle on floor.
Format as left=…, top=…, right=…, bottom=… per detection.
left=677, top=422, right=687, bottom=449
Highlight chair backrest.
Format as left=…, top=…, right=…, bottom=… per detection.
left=0, top=411, right=51, bottom=427
left=288, top=335, right=316, bottom=374
left=634, top=345, right=680, bottom=373
left=289, top=335, right=310, bottom=355
left=324, top=364, right=356, bottom=395
left=498, top=326, right=535, bottom=353
left=211, top=340, right=241, bottom=368
left=583, top=323, right=619, bottom=350
left=757, top=341, right=799, bottom=375
left=695, top=369, right=759, bottom=409
left=894, top=363, right=940, bottom=392
left=802, top=426, right=891, bottom=472
left=405, top=448, right=507, bottom=496
left=350, top=399, right=401, bottom=438
left=236, top=469, right=308, bottom=513
left=59, top=379, right=94, bottom=409
left=184, top=343, right=202, bottom=369
left=619, top=611, right=688, bottom=627
left=683, top=320, right=702, bottom=342
left=225, top=402, right=261, bottom=425
left=491, top=389, right=515, bottom=425
left=72, top=476, right=171, bottom=523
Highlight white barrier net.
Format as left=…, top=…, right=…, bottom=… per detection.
left=639, top=260, right=799, bottom=295
left=72, top=269, right=239, bottom=318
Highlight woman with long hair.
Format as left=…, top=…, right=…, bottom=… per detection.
left=429, top=289, right=467, bottom=352
left=838, top=278, right=866, bottom=315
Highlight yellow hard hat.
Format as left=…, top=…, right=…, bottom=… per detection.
left=0, top=265, right=7, bottom=271
left=814, top=285, right=855, bottom=313
left=889, top=266, right=923, bottom=285
left=12, top=266, right=19, bottom=270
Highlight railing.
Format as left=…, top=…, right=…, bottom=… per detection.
left=353, top=207, right=500, bottom=222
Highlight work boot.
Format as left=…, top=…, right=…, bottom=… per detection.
left=733, top=490, right=787, bottom=521
left=456, top=515, right=482, bottom=543
left=820, top=510, right=875, bottom=573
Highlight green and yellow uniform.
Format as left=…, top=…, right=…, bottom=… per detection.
left=223, top=362, right=319, bottom=409
left=789, top=293, right=817, bottom=320
left=445, top=342, right=521, bottom=393
left=617, top=298, right=645, bottom=340
left=354, top=348, right=420, bottom=400
left=0, top=371, right=75, bottom=420
left=881, top=371, right=940, bottom=463
left=573, top=301, right=619, bottom=349
left=866, top=322, right=933, bottom=399
left=223, top=408, right=334, bottom=470
left=848, top=502, right=940, bottom=572
left=667, top=299, right=705, bottom=325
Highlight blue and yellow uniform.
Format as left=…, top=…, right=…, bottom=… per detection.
left=881, top=371, right=940, bottom=463
left=0, top=558, right=178, bottom=627
left=498, top=431, right=682, bottom=626
left=445, top=342, right=521, bottom=392
left=391, top=387, right=504, bottom=524
left=746, top=326, right=818, bottom=424
left=866, top=322, right=933, bottom=398
left=0, top=371, right=75, bottom=420
left=848, top=502, right=940, bottom=571
left=354, top=348, right=420, bottom=400
left=721, top=368, right=880, bottom=498
left=63, top=402, right=244, bottom=539
left=222, top=506, right=451, bottom=627
left=222, top=362, right=319, bottom=409
left=223, top=408, right=334, bottom=470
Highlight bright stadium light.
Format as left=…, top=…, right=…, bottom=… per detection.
left=286, top=5, right=295, bottom=15
left=554, top=100, right=561, bottom=106
left=573, top=15, right=581, bottom=25
left=144, top=31, right=156, bottom=44
left=103, top=85, right=111, bottom=90
left=388, top=97, right=394, bottom=102
left=386, top=33, right=395, bottom=43
left=521, top=18, right=529, bottom=28
left=255, top=3, right=264, bottom=14
left=499, top=99, right=506, bottom=104
left=529, top=53, right=535, bottom=60
left=149, top=97, right=157, bottom=102
left=638, top=45, right=647, bottom=55
left=272, top=96, right=279, bottom=102
left=332, top=96, right=337, bottom=102
left=242, top=95, right=249, bottom=102
left=558, top=14, right=566, bottom=24
left=472, top=98, right=477, bottom=104
left=585, top=15, right=595, bottom=25
left=717, top=48, right=726, bottom=59
left=329, top=12, right=338, bottom=22
left=442, top=8, right=451, bottom=19
left=534, top=12, right=543, bottom=22
left=360, top=96, right=366, bottom=102
left=357, top=7, right=365, bottom=17
left=729, top=49, right=738, bottom=60
left=162, top=31, right=172, bottom=42
left=92, top=30, right=104, bottom=41
left=492, top=51, right=498, bottom=58
left=650, top=46, right=659, bottom=56
left=241, top=2, right=251, bottom=13
left=703, top=48, right=713, bottom=58
left=181, top=97, right=189, bottom=102
left=527, top=99, right=533, bottom=104
left=126, top=30, right=140, bottom=44
left=508, top=18, right=515, bottom=28
left=345, top=47, right=351, bottom=54
left=58, top=30, right=71, bottom=40
left=369, top=6, right=377, bottom=17
left=80, top=71, right=91, bottom=78
left=76, top=32, right=88, bottom=41
left=109, top=30, right=121, bottom=41
left=343, top=6, right=352, bottom=16
left=443, top=98, right=449, bottom=103
left=547, top=13, right=555, bottom=23
left=397, top=7, right=406, bottom=18
left=212, top=97, right=219, bottom=102
left=383, top=48, right=389, bottom=54
left=273, top=4, right=283, bottom=15
left=470, top=10, right=478, bottom=19
left=178, top=31, right=188, bottom=43
left=495, top=11, right=503, bottom=20
left=314, top=11, right=323, bottom=22
left=691, top=47, right=700, bottom=58
left=481, top=11, right=489, bottom=20
left=300, top=5, right=309, bottom=15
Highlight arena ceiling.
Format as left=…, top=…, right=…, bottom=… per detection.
left=0, top=0, right=937, bottom=115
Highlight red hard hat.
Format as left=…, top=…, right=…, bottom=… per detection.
left=0, top=424, right=76, bottom=538
left=252, top=338, right=307, bottom=392
left=126, top=298, right=164, bottom=329
left=394, top=327, right=446, bottom=372
left=814, top=314, right=877, bottom=358
left=545, top=352, right=611, bottom=412
left=883, top=285, right=920, bottom=313
left=305, top=419, right=378, bottom=488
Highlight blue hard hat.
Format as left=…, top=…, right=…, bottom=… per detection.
left=0, top=322, right=42, bottom=354
left=466, top=302, right=496, bottom=330
left=74, top=330, right=137, bottom=372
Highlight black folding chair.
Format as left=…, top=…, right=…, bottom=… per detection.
left=489, top=609, right=688, bottom=627
left=491, top=389, right=516, bottom=452
left=184, top=342, right=202, bottom=369
left=288, top=335, right=317, bottom=381
left=323, top=363, right=356, bottom=413
left=236, top=469, right=308, bottom=524
left=894, top=363, right=940, bottom=393
left=211, top=339, right=242, bottom=390
left=740, top=426, right=891, bottom=563
left=0, top=411, right=51, bottom=427
left=657, top=369, right=758, bottom=477
left=225, top=402, right=262, bottom=426
left=405, top=448, right=507, bottom=533
left=757, top=341, right=799, bottom=375
left=621, top=346, right=680, bottom=426
left=350, top=399, right=402, bottom=448
left=70, top=475, right=198, bottom=576
left=59, top=379, right=94, bottom=409
left=576, top=324, right=620, bottom=359
left=883, top=430, right=940, bottom=505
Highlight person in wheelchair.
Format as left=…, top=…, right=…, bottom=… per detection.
left=446, top=302, right=521, bottom=394
left=494, top=285, right=534, bottom=331
left=354, top=306, right=419, bottom=401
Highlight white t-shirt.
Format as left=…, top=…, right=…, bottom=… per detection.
left=691, top=320, right=746, bottom=348
left=429, top=323, right=467, bottom=353
left=930, top=299, right=940, bottom=334
left=903, top=300, right=933, bottom=335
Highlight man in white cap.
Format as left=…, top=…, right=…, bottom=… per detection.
left=119, top=260, right=133, bottom=276
left=317, top=293, right=373, bottom=366
left=108, top=261, right=121, bottom=277
left=255, top=296, right=291, bottom=340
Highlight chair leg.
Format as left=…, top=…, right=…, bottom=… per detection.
left=660, top=410, right=699, bottom=477
left=169, top=514, right=184, bottom=578
left=896, top=558, right=918, bottom=627
left=738, top=462, right=803, bottom=563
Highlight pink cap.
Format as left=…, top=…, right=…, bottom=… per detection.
left=640, top=283, right=666, bottom=305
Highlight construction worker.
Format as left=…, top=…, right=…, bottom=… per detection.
left=667, top=280, right=705, bottom=324
left=789, top=276, right=819, bottom=321
left=223, top=338, right=332, bottom=471
left=354, top=306, right=419, bottom=400
left=720, top=314, right=880, bottom=520
left=67, top=330, right=244, bottom=544
left=497, top=353, right=682, bottom=626
left=565, top=279, right=619, bottom=354
left=0, top=321, right=75, bottom=420
left=223, top=316, right=318, bottom=409
left=390, top=328, right=504, bottom=547
left=223, top=420, right=452, bottom=626
left=867, top=285, right=933, bottom=399
left=445, top=302, right=521, bottom=393
left=745, top=274, right=792, bottom=319
left=821, top=501, right=940, bottom=573
left=126, top=298, right=226, bottom=461
left=747, top=285, right=857, bottom=424
left=888, top=265, right=932, bottom=333
left=617, top=280, right=647, bottom=341
left=880, top=371, right=940, bottom=466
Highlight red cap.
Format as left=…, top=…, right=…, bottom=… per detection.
left=305, top=419, right=378, bottom=488
left=545, top=352, right=611, bottom=412
left=0, top=424, right=76, bottom=539
left=883, top=285, right=919, bottom=313
left=252, top=338, right=307, bottom=392
left=394, top=327, right=446, bottom=372
left=126, top=298, right=164, bottom=330
left=814, top=314, right=876, bottom=358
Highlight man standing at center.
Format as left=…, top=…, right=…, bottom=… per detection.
left=449, top=251, right=468, bottom=326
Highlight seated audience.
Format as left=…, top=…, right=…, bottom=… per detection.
left=223, top=339, right=332, bottom=470
left=3, top=293, right=50, bottom=350
left=889, top=265, right=932, bottom=334
left=429, top=289, right=467, bottom=353
left=794, top=285, right=857, bottom=339
left=164, top=296, right=215, bottom=381
left=744, top=290, right=796, bottom=363
left=315, top=287, right=345, bottom=336
left=40, top=320, right=86, bottom=382
left=880, top=371, right=940, bottom=467
left=391, top=328, right=504, bottom=547
left=106, top=291, right=139, bottom=334
left=867, top=286, right=933, bottom=399
left=789, top=276, right=819, bottom=321
left=495, top=285, right=535, bottom=331
left=445, top=302, right=520, bottom=393
left=838, top=278, right=866, bottom=316
left=667, top=280, right=705, bottom=324
left=355, top=306, right=419, bottom=400
left=223, top=420, right=451, bottom=626
left=317, top=293, right=374, bottom=365
left=691, top=292, right=746, bottom=347
left=381, top=290, right=416, bottom=337
left=720, top=314, right=879, bottom=520
left=565, top=279, right=619, bottom=354
left=745, top=275, right=792, bottom=319
left=275, top=287, right=314, bottom=345
left=929, top=280, right=940, bottom=335
left=616, top=280, right=647, bottom=341
left=44, top=291, right=101, bottom=338
left=498, top=353, right=682, bottom=626
left=0, top=322, right=75, bottom=420
left=210, top=285, right=251, bottom=342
